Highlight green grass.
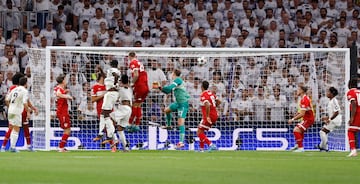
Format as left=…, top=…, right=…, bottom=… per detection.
left=0, top=150, right=359, bottom=184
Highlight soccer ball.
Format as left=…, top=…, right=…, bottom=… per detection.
left=197, top=56, right=207, bottom=65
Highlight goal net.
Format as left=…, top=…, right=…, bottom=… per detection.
left=28, top=47, right=350, bottom=151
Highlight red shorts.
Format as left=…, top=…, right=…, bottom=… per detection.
left=133, top=85, right=149, bottom=103
left=57, top=113, right=71, bottom=129
left=350, top=116, right=360, bottom=127
left=348, top=116, right=360, bottom=131
left=296, top=119, right=315, bottom=131
left=198, top=116, right=218, bottom=131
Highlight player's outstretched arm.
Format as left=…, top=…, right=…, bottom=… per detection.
left=161, top=78, right=182, bottom=94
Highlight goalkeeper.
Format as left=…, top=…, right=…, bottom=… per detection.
left=156, top=69, right=190, bottom=149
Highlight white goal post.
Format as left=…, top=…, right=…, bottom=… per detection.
left=28, top=47, right=350, bottom=151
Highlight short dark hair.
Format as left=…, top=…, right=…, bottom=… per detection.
left=128, top=51, right=136, bottom=57
left=121, top=74, right=129, bottom=84
left=56, top=74, right=65, bottom=84
left=329, top=87, right=338, bottom=96
left=299, top=85, right=308, bottom=93
left=348, top=78, right=358, bottom=89
left=19, top=77, right=27, bottom=86
left=202, top=80, right=209, bottom=90
left=174, top=69, right=181, bottom=77
left=110, top=60, right=118, bottom=68
left=12, top=72, right=25, bottom=85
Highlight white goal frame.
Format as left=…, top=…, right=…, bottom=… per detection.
left=37, top=47, right=350, bottom=151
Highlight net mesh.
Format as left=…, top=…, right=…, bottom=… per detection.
left=29, top=47, right=349, bottom=151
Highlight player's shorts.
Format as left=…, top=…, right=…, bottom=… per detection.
left=57, top=113, right=71, bottom=129
left=101, top=91, right=119, bottom=110
left=110, top=105, right=131, bottom=128
left=133, top=85, right=149, bottom=103
left=169, top=102, right=189, bottom=119
left=349, top=115, right=360, bottom=127
left=296, top=119, right=315, bottom=131
left=198, top=115, right=218, bottom=131
left=8, top=113, right=22, bottom=127
left=323, top=115, right=342, bottom=132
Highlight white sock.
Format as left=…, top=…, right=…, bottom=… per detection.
left=99, top=115, right=105, bottom=135
left=113, top=133, right=119, bottom=142
left=105, top=117, right=115, bottom=138
left=118, top=131, right=127, bottom=148
left=10, top=131, right=19, bottom=149
left=319, top=130, right=328, bottom=149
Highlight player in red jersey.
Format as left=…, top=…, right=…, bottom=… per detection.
left=346, top=78, right=360, bottom=157
left=1, top=72, right=38, bottom=152
left=127, top=51, right=149, bottom=131
left=288, top=85, right=315, bottom=152
left=54, top=75, right=73, bottom=152
left=91, top=68, right=106, bottom=118
left=197, top=81, right=221, bottom=152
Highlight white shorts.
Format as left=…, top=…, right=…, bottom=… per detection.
left=101, top=91, right=119, bottom=110
left=8, top=113, right=22, bottom=127
left=110, top=105, right=131, bottom=128
left=323, top=115, right=342, bottom=132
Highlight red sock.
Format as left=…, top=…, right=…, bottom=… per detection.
left=23, top=124, right=31, bottom=146
left=59, top=134, right=69, bottom=148
left=129, top=106, right=136, bottom=125
left=293, top=131, right=303, bottom=148
left=198, top=132, right=211, bottom=146
left=135, top=107, right=142, bottom=125
left=348, top=130, right=356, bottom=150
left=2, top=128, right=12, bottom=147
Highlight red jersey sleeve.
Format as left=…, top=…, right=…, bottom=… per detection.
left=347, top=89, right=356, bottom=102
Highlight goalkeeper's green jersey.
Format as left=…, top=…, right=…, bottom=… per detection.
left=161, top=77, right=190, bottom=103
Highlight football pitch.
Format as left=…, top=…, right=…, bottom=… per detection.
left=1, top=150, right=359, bottom=184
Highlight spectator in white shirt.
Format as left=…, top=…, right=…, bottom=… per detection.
left=59, top=22, right=78, bottom=46
left=6, top=28, right=22, bottom=48
left=89, top=8, right=108, bottom=33
left=53, top=5, right=67, bottom=37
left=40, top=21, right=57, bottom=46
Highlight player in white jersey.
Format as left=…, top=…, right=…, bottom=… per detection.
left=110, top=74, right=132, bottom=151
left=93, top=62, right=120, bottom=152
left=316, top=87, right=342, bottom=151
left=106, top=60, right=121, bottom=79
left=5, top=77, right=31, bottom=152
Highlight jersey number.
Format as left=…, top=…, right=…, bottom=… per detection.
left=11, top=92, right=18, bottom=103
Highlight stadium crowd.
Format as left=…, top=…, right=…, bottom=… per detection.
left=0, top=0, right=353, bottom=123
